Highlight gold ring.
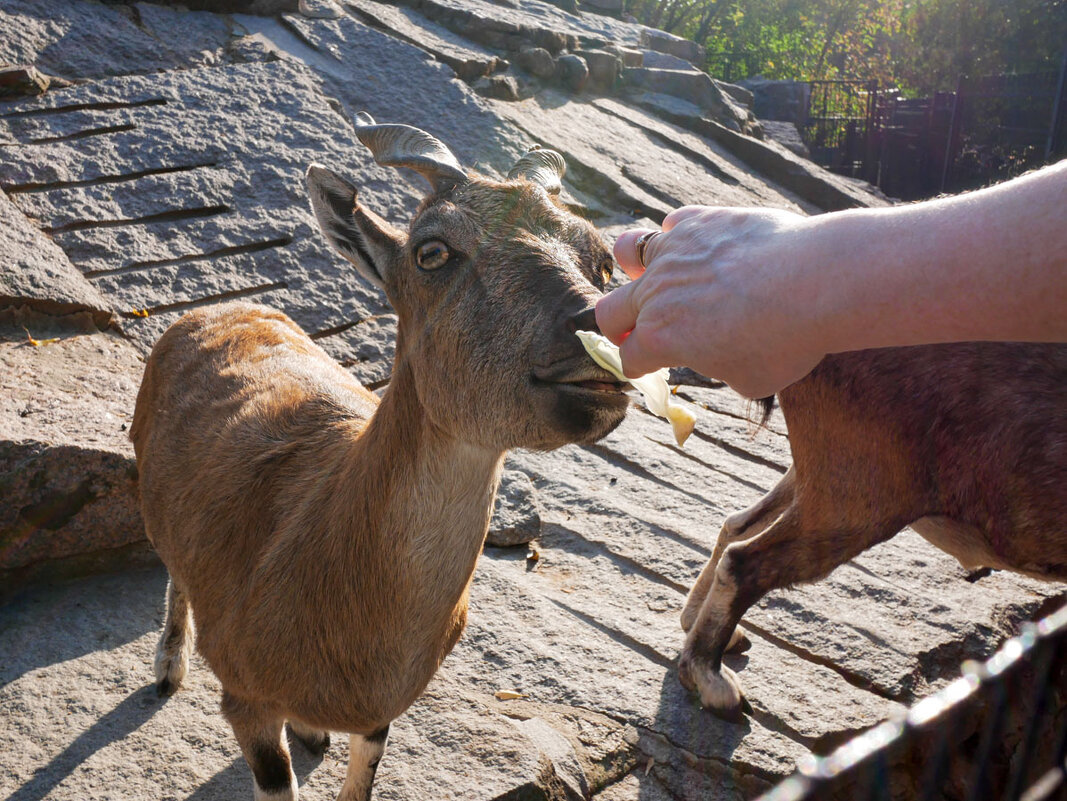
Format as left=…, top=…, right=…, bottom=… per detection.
left=635, top=231, right=661, bottom=268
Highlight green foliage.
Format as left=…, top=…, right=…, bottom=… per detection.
left=894, top=0, right=1067, bottom=92
left=629, top=0, right=1067, bottom=93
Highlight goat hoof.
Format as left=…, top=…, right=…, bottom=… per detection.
left=699, top=666, right=747, bottom=722
left=679, top=654, right=747, bottom=722
left=726, top=626, right=751, bottom=653
left=154, top=657, right=186, bottom=696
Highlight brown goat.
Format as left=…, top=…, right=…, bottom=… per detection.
left=677, top=341, right=1067, bottom=720
left=130, top=116, right=628, bottom=800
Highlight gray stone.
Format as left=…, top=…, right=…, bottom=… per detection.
left=298, top=0, right=344, bottom=17
left=516, top=46, right=557, bottom=78
left=165, top=0, right=300, bottom=12
left=0, top=309, right=144, bottom=597
left=0, top=191, right=113, bottom=328
left=715, top=79, right=754, bottom=109
left=0, top=59, right=417, bottom=354
left=761, top=119, right=811, bottom=158
left=575, top=48, right=620, bottom=92
left=543, top=0, right=580, bottom=14
left=395, top=0, right=646, bottom=52
left=622, top=66, right=758, bottom=135
left=0, top=567, right=567, bottom=801
left=609, top=44, right=643, bottom=68
left=555, top=53, right=589, bottom=92
left=455, top=555, right=810, bottom=783
left=473, top=73, right=522, bottom=101
left=253, top=12, right=533, bottom=177
left=739, top=76, right=812, bottom=124
left=640, top=49, right=696, bottom=72
left=0, top=65, right=50, bottom=98
left=134, top=2, right=234, bottom=57
left=314, top=313, right=399, bottom=389
left=0, top=0, right=226, bottom=81
left=639, top=28, right=703, bottom=66
left=487, top=468, right=542, bottom=547
left=509, top=717, right=587, bottom=799
left=343, top=0, right=506, bottom=81
left=492, top=92, right=811, bottom=227
left=623, top=91, right=889, bottom=211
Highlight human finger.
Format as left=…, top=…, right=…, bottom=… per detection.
left=616, top=326, right=666, bottom=378
left=662, top=205, right=723, bottom=232
left=613, top=228, right=657, bottom=280
left=594, top=280, right=640, bottom=345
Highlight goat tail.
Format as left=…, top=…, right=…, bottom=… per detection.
left=755, top=396, right=775, bottom=428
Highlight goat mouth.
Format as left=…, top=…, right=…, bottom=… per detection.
left=569, top=379, right=627, bottom=393
left=531, top=375, right=629, bottom=395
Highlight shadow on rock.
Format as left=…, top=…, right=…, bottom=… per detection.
left=0, top=566, right=167, bottom=684
left=647, top=669, right=757, bottom=801
left=6, top=684, right=162, bottom=801
left=183, top=758, right=249, bottom=801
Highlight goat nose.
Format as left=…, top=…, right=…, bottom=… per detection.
left=567, top=306, right=600, bottom=335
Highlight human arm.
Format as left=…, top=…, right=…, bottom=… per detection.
left=595, top=159, right=1067, bottom=398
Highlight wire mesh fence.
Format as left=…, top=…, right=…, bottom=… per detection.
left=757, top=604, right=1067, bottom=801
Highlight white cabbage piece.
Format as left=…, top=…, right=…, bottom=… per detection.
left=576, top=330, right=696, bottom=446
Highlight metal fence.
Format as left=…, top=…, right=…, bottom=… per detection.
left=796, top=52, right=1067, bottom=199
left=757, top=604, right=1067, bottom=801
left=801, top=79, right=882, bottom=176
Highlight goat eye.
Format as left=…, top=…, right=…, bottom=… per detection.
left=415, top=240, right=450, bottom=271
left=598, top=258, right=614, bottom=285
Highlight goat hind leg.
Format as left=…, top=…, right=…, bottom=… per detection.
left=223, top=692, right=298, bottom=801
left=155, top=575, right=193, bottom=696
left=679, top=505, right=898, bottom=720
left=681, top=466, right=795, bottom=647
left=338, top=725, right=390, bottom=801
left=289, top=720, right=331, bottom=756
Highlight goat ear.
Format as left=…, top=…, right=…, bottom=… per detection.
left=306, top=164, right=403, bottom=292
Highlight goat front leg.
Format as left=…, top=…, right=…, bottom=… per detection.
left=678, top=505, right=898, bottom=721
left=339, top=725, right=390, bottom=801
left=222, top=692, right=298, bottom=800
left=155, top=575, right=194, bottom=696
left=681, top=466, right=796, bottom=648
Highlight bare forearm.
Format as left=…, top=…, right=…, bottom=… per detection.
left=597, top=160, right=1067, bottom=398
left=810, top=160, right=1067, bottom=354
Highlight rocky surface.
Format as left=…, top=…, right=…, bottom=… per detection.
left=0, top=309, right=145, bottom=600
left=0, top=1, right=1056, bottom=800
left=0, top=190, right=113, bottom=327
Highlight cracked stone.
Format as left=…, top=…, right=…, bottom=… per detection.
left=0, top=309, right=145, bottom=597
left=487, top=468, right=542, bottom=547
left=0, top=191, right=113, bottom=328
left=0, top=65, right=50, bottom=98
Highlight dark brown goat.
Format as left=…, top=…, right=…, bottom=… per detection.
left=677, top=341, right=1067, bottom=719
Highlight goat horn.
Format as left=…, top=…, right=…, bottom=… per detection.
left=507, top=146, right=566, bottom=195
left=354, top=112, right=467, bottom=193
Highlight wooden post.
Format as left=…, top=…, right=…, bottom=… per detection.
left=863, top=79, right=879, bottom=185
left=1045, top=48, right=1067, bottom=160
left=940, top=74, right=965, bottom=193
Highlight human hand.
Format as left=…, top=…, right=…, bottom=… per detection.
left=595, top=206, right=830, bottom=399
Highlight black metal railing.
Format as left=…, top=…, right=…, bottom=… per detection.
left=757, top=604, right=1067, bottom=801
